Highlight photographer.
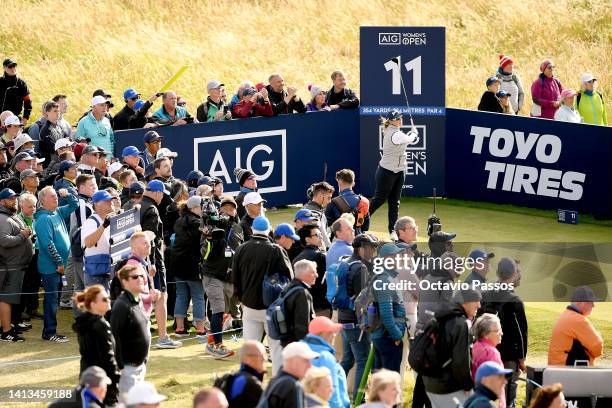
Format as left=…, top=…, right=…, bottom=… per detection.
left=172, top=196, right=207, bottom=338
left=82, top=191, right=115, bottom=291
left=200, top=196, right=244, bottom=358
left=231, top=87, right=273, bottom=118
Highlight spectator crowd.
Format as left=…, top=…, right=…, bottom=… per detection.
left=0, top=55, right=606, bottom=408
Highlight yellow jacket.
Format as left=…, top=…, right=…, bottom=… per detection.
left=548, top=306, right=603, bottom=366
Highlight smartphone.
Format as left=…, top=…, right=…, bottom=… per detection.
left=156, top=92, right=163, bottom=97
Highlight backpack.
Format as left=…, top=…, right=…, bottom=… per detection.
left=325, top=257, right=360, bottom=309
left=255, top=374, right=300, bottom=408
left=213, top=372, right=238, bottom=401
left=576, top=91, right=604, bottom=108
left=331, top=194, right=370, bottom=228
left=407, top=313, right=453, bottom=377
left=354, top=272, right=381, bottom=333
left=261, top=249, right=291, bottom=307
left=265, top=285, right=305, bottom=341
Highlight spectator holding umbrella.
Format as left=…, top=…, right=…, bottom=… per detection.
left=530, top=59, right=563, bottom=119
left=554, top=89, right=582, bottom=123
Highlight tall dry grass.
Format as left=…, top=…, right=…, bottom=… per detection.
left=1, top=0, right=610, bottom=124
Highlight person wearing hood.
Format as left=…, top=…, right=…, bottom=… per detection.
left=301, top=316, right=350, bottom=408
left=495, top=55, right=525, bottom=114
left=372, top=243, right=407, bottom=373
left=357, top=369, right=401, bottom=408
left=72, top=284, right=120, bottom=405
left=576, top=73, right=607, bottom=125
left=368, top=110, right=418, bottom=239
left=554, top=89, right=582, bottom=123
left=530, top=59, right=563, bottom=119
left=423, top=289, right=481, bottom=408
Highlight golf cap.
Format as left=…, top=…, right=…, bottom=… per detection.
left=352, top=233, right=379, bottom=249
left=252, top=216, right=271, bottom=233
left=469, top=249, right=495, bottom=261
left=122, top=145, right=141, bottom=157
left=581, top=73, right=596, bottom=83
left=197, top=176, right=213, bottom=186
left=497, top=257, right=517, bottom=280
left=0, top=188, right=17, bottom=200
left=123, top=88, right=140, bottom=100
left=219, top=196, right=237, bottom=208
left=108, top=161, right=127, bottom=175
left=274, top=223, right=300, bottom=241
left=75, top=136, right=91, bottom=143
left=143, top=131, right=163, bottom=143
left=13, top=151, right=35, bottom=162
left=129, top=181, right=145, bottom=196
left=82, top=145, right=101, bottom=156
left=58, top=160, right=78, bottom=174
left=156, top=147, right=178, bottom=159
left=308, top=316, right=343, bottom=335
left=475, top=361, right=512, bottom=384
left=13, top=134, right=33, bottom=151
left=19, top=168, right=39, bottom=181
left=242, top=87, right=256, bottom=97
left=133, top=99, right=145, bottom=111
left=92, top=190, right=114, bottom=203
left=571, top=285, right=600, bottom=302
left=294, top=209, right=317, bottom=222
left=207, top=80, right=225, bottom=91
left=560, top=89, right=578, bottom=99
left=379, top=242, right=404, bottom=257
left=282, top=341, right=320, bottom=361
left=385, top=109, right=403, bottom=121
left=429, top=231, right=456, bottom=243
left=93, top=89, right=112, bottom=98
left=4, top=115, right=22, bottom=127
left=186, top=170, right=204, bottom=182
left=146, top=180, right=170, bottom=194
left=91, top=95, right=107, bottom=106
left=486, top=76, right=501, bottom=86
left=54, top=138, right=74, bottom=151
left=80, top=366, right=112, bottom=388
left=243, top=192, right=266, bottom=206
left=126, top=382, right=167, bottom=406
left=186, top=195, right=203, bottom=209
left=496, top=90, right=511, bottom=98
left=3, top=58, right=17, bottom=68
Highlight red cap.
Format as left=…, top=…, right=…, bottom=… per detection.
left=73, top=142, right=88, bottom=161
left=255, top=82, right=265, bottom=91
left=308, top=316, right=343, bottom=335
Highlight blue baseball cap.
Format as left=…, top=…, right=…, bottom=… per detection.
left=274, top=223, right=300, bottom=241
left=294, top=209, right=318, bottom=222
left=252, top=216, right=271, bottom=232
left=378, top=243, right=403, bottom=257
left=0, top=188, right=17, bottom=199
left=469, top=249, right=495, bottom=261
left=122, top=146, right=141, bottom=158
left=123, top=88, right=140, bottom=100
left=385, top=109, right=403, bottom=120
left=486, top=76, right=501, bottom=87
left=58, top=160, right=78, bottom=174
left=143, top=131, right=163, bottom=143
left=133, top=99, right=145, bottom=111
left=475, top=362, right=512, bottom=384
left=129, top=181, right=145, bottom=196
left=197, top=176, right=213, bottom=186
left=92, top=190, right=114, bottom=203
left=146, top=180, right=169, bottom=194
left=186, top=170, right=204, bottom=181
left=496, top=90, right=511, bottom=98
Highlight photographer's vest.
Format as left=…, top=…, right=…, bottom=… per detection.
left=379, top=124, right=408, bottom=173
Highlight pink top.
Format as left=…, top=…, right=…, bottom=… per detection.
left=126, top=259, right=154, bottom=317
left=472, top=337, right=506, bottom=408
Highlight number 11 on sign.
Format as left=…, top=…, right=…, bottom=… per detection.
left=384, top=56, right=422, bottom=95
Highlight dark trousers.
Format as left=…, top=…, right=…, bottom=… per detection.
left=412, top=373, right=432, bottom=408
left=369, top=166, right=405, bottom=233
left=373, top=336, right=403, bottom=373
left=16, top=253, right=40, bottom=318
left=164, top=247, right=176, bottom=317
left=504, top=360, right=520, bottom=407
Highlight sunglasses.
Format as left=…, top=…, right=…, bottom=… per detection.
left=177, top=102, right=186, bottom=107
left=130, top=97, right=140, bottom=101
left=128, top=274, right=145, bottom=280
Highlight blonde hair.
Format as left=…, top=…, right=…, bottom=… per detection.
left=73, top=284, right=106, bottom=311
left=367, top=369, right=401, bottom=402
left=302, top=366, right=331, bottom=395
left=196, top=184, right=213, bottom=197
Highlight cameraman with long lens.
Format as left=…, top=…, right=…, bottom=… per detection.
left=200, top=195, right=244, bottom=358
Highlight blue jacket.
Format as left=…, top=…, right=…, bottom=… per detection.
left=53, top=177, right=78, bottom=226
left=76, top=112, right=114, bottom=157
left=34, top=194, right=78, bottom=274
left=372, top=268, right=406, bottom=340
left=302, top=334, right=350, bottom=408
left=152, top=105, right=189, bottom=123
left=326, top=239, right=353, bottom=269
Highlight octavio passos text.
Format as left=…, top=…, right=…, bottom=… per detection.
left=471, top=126, right=585, bottom=200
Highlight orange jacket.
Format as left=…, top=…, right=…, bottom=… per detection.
left=548, top=307, right=603, bottom=366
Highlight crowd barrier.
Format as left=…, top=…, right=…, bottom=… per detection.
left=114, top=108, right=612, bottom=214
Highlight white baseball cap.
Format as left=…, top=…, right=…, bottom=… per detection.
left=243, top=192, right=266, bottom=206
left=156, top=147, right=178, bottom=159
left=282, top=342, right=320, bottom=361
left=91, top=95, right=107, bottom=106
left=4, top=115, right=21, bottom=127
left=581, top=73, right=596, bottom=83
left=54, top=138, right=74, bottom=151
left=13, top=133, right=33, bottom=151
left=108, top=161, right=126, bottom=175
left=126, top=382, right=167, bottom=405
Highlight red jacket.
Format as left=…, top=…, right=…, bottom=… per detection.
left=232, top=100, right=273, bottom=118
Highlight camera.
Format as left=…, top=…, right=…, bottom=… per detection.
left=200, top=197, right=233, bottom=232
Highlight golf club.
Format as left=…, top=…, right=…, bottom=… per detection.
left=391, top=56, right=416, bottom=128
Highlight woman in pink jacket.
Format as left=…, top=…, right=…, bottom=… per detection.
left=472, top=313, right=506, bottom=408
left=530, top=59, right=563, bottom=119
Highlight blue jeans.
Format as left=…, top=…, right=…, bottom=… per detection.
left=84, top=273, right=111, bottom=291
left=174, top=280, right=205, bottom=321
left=373, top=336, right=403, bottom=373
left=340, top=327, right=371, bottom=401
left=41, top=273, right=61, bottom=337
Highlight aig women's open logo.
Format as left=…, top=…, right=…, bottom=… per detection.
left=378, top=125, right=428, bottom=176
left=193, top=130, right=287, bottom=194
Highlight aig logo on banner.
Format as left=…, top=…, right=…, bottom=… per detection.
left=194, top=130, right=287, bottom=194
left=379, top=33, right=401, bottom=45
left=379, top=125, right=427, bottom=176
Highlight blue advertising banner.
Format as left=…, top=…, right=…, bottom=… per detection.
left=360, top=26, right=446, bottom=197
left=114, top=110, right=360, bottom=207
left=445, top=108, right=612, bottom=214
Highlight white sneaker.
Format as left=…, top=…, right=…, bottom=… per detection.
left=156, top=336, right=182, bottom=349
left=390, top=231, right=399, bottom=241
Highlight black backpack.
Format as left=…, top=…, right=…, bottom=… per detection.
left=408, top=313, right=453, bottom=377
left=213, top=373, right=238, bottom=401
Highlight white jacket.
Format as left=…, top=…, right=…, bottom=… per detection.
left=554, top=105, right=582, bottom=123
